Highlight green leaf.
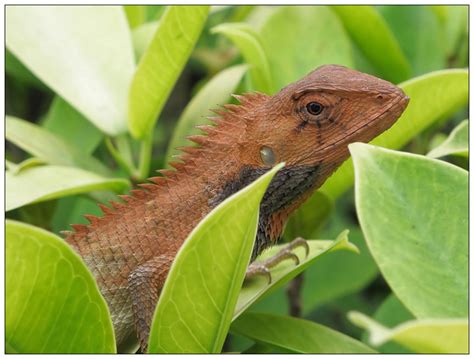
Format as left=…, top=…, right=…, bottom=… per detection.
left=128, top=6, right=209, bottom=138
left=124, top=5, right=146, bottom=29
left=6, top=165, right=129, bottom=211
left=165, top=64, right=248, bottom=163
left=376, top=6, right=444, bottom=76
left=258, top=6, right=353, bottom=93
left=42, top=97, right=104, bottom=155
left=242, top=342, right=277, bottom=354
left=362, top=294, right=414, bottom=353
left=6, top=116, right=109, bottom=176
left=349, top=312, right=467, bottom=354
left=131, top=21, right=159, bottom=61
left=8, top=157, right=46, bottom=174
left=6, top=6, right=135, bottom=135
left=283, top=191, right=333, bottom=240
left=229, top=5, right=255, bottom=23
left=332, top=6, right=411, bottom=83
left=6, top=220, right=115, bottom=353
left=351, top=143, right=467, bottom=318
left=302, top=226, right=378, bottom=314
left=211, top=23, right=272, bottom=93
left=430, top=5, right=448, bottom=24
left=444, top=6, right=468, bottom=58
left=245, top=7, right=279, bottom=29
left=148, top=163, right=283, bottom=353
left=321, top=69, right=468, bottom=200
left=234, top=230, right=358, bottom=320
left=231, top=313, right=376, bottom=353
left=427, top=119, right=468, bottom=158
left=6, top=49, right=46, bottom=89
left=210, top=5, right=232, bottom=14
left=145, top=5, right=166, bottom=21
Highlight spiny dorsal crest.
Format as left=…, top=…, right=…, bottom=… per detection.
left=65, top=92, right=269, bottom=240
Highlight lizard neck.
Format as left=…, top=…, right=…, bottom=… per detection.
left=209, top=163, right=322, bottom=260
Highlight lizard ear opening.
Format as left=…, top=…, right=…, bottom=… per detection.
left=260, top=146, right=276, bottom=166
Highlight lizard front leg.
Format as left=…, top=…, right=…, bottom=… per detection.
left=128, top=255, right=174, bottom=352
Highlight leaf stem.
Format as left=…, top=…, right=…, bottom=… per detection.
left=105, top=137, right=136, bottom=177
left=138, top=132, right=153, bottom=180
left=115, top=134, right=134, bottom=167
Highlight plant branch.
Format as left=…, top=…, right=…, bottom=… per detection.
left=287, top=272, right=304, bottom=317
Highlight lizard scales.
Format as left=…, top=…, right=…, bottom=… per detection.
left=65, top=65, right=409, bottom=350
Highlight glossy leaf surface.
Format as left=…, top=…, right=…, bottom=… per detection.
left=427, top=119, right=468, bottom=158
left=7, top=165, right=129, bottom=211
left=212, top=23, right=272, bottom=93
left=351, top=143, right=467, bottom=318
left=6, top=6, right=135, bottom=135
left=7, top=116, right=108, bottom=175
left=333, top=5, right=411, bottom=83
left=350, top=312, right=467, bottom=354
left=232, top=312, right=375, bottom=353
left=128, top=6, right=209, bottom=138
left=148, top=164, right=283, bottom=353
left=6, top=221, right=115, bottom=353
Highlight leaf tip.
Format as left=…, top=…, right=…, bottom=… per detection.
left=347, top=311, right=390, bottom=347
left=347, top=310, right=368, bottom=329
left=345, top=241, right=360, bottom=254
left=332, top=229, right=359, bottom=254
left=209, top=24, right=223, bottom=34
left=348, top=142, right=374, bottom=157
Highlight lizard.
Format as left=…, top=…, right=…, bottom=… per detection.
left=64, top=64, right=409, bottom=352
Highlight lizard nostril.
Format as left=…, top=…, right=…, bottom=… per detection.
left=376, top=95, right=384, bottom=101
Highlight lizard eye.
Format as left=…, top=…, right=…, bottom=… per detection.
left=306, top=102, right=323, bottom=115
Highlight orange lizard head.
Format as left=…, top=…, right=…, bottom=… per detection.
left=240, top=64, right=409, bottom=169
left=189, top=65, right=410, bottom=257
left=210, top=64, right=410, bottom=256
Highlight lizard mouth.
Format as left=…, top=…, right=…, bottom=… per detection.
left=317, top=94, right=410, bottom=155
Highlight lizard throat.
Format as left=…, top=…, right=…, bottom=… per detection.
left=209, top=164, right=321, bottom=260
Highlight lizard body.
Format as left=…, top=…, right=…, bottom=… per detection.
left=65, top=65, right=409, bottom=350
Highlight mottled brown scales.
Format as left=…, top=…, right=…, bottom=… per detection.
left=65, top=65, right=409, bottom=351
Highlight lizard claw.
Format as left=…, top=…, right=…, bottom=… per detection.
left=288, top=237, right=310, bottom=258
left=245, top=237, right=310, bottom=285
left=271, top=249, right=301, bottom=266
left=245, top=262, right=272, bottom=284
